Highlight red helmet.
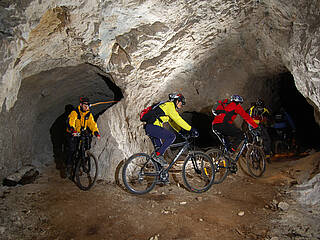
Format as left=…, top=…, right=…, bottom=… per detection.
left=80, top=97, right=89, bottom=104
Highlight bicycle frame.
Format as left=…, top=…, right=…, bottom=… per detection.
left=164, top=140, right=190, bottom=172
left=146, top=135, right=195, bottom=179
left=73, top=131, right=91, bottom=168
left=212, top=129, right=248, bottom=163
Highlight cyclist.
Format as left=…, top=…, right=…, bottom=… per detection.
left=144, top=93, right=199, bottom=167
left=212, top=95, right=259, bottom=153
left=65, top=97, right=101, bottom=177
left=248, top=98, right=272, bottom=160
left=271, top=107, right=296, bottom=146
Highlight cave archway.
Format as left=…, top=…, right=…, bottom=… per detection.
left=0, top=63, right=122, bottom=177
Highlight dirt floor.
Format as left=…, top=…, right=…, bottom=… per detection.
left=1, top=152, right=320, bottom=240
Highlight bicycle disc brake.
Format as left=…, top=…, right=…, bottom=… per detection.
left=159, top=171, right=169, bottom=183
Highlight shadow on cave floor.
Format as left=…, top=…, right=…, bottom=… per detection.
left=49, top=104, right=74, bottom=178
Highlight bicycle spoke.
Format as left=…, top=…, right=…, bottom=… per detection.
left=182, top=152, right=215, bottom=193
left=75, top=151, right=98, bottom=191
left=246, top=146, right=266, bottom=178
left=206, top=148, right=229, bottom=184
left=122, top=153, right=158, bottom=194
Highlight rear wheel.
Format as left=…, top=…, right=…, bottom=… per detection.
left=246, top=145, right=266, bottom=178
left=206, top=148, right=229, bottom=184
left=182, top=151, right=215, bottom=193
left=122, top=153, right=158, bottom=194
left=75, top=150, right=98, bottom=191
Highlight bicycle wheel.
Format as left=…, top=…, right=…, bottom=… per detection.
left=246, top=145, right=266, bottom=178
left=75, top=150, right=98, bottom=191
left=122, top=153, right=158, bottom=194
left=182, top=151, right=215, bottom=193
left=206, top=148, right=229, bottom=184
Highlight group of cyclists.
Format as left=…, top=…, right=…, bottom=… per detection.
left=64, top=93, right=296, bottom=179
left=245, top=98, right=297, bottom=159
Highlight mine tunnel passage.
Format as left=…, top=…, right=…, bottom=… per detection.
left=180, top=72, right=320, bottom=153
left=1, top=63, right=122, bottom=172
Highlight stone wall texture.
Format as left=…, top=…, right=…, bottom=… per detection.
left=0, top=0, right=319, bottom=180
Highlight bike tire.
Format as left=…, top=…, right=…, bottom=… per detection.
left=246, top=145, right=266, bottom=178
left=182, top=151, right=215, bottom=193
left=206, top=148, right=229, bottom=184
left=75, top=150, right=98, bottom=191
left=122, top=153, right=158, bottom=195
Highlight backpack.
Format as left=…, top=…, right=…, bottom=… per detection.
left=212, top=99, right=230, bottom=116
left=140, top=101, right=166, bottom=123
left=67, top=107, right=91, bottom=131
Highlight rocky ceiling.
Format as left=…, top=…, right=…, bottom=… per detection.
left=0, top=0, right=319, bottom=181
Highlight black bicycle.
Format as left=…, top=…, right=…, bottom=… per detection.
left=122, top=133, right=215, bottom=194
left=272, top=128, right=297, bottom=154
left=206, top=128, right=265, bottom=183
left=71, top=130, right=98, bottom=190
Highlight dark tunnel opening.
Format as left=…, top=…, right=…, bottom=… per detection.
left=94, top=73, right=124, bottom=119
left=278, top=72, right=320, bottom=151
left=49, top=68, right=123, bottom=172
left=178, top=72, right=320, bottom=153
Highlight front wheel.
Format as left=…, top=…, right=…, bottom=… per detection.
left=182, top=151, right=215, bottom=193
left=246, top=145, right=266, bottom=178
left=206, top=148, right=229, bottom=184
left=75, top=150, right=98, bottom=191
left=122, top=153, right=158, bottom=195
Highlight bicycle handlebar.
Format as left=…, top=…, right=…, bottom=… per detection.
left=72, top=130, right=93, bottom=138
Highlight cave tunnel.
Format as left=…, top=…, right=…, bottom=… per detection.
left=179, top=72, right=320, bottom=152
left=0, top=63, right=123, bottom=177
left=277, top=72, right=320, bottom=151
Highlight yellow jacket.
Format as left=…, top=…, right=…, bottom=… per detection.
left=249, top=106, right=270, bottom=125
left=153, top=101, right=191, bottom=132
left=67, top=106, right=99, bottom=134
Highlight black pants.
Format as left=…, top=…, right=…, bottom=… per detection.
left=65, top=133, right=78, bottom=167
left=212, top=123, right=243, bottom=150
left=65, top=132, right=93, bottom=167
left=261, top=126, right=272, bottom=155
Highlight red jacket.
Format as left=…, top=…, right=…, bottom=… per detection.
left=212, top=99, right=258, bottom=128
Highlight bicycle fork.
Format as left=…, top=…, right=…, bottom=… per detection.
left=189, top=153, right=210, bottom=180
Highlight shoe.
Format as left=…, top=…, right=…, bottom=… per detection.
left=152, top=154, right=169, bottom=167
left=66, top=165, right=73, bottom=179
left=229, top=150, right=239, bottom=159
left=265, top=154, right=271, bottom=163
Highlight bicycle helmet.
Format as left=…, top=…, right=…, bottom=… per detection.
left=80, top=96, right=90, bottom=104
left=168, top=93, right=186, bottom=105
left=230, top=95, right=243, bottom=103
left=256, top=98, right=264, bottom=107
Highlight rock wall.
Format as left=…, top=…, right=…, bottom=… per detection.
left=0, top=0, right=319, bottom=180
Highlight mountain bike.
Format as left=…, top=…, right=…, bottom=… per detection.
left=122, top=133, right=215, bottom=194
left=272, top=128, right=297, bottom=154
left=206, top=128, right=265, bottom=183
left=71, top=130, right=98, bottom=190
